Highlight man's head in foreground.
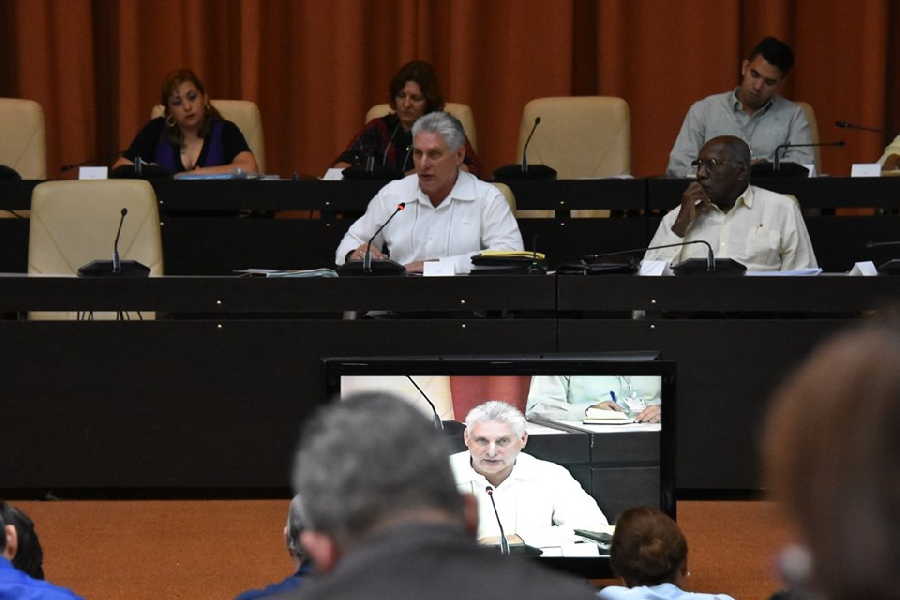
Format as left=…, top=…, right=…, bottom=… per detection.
left=291, top=392, right=473, bottom=572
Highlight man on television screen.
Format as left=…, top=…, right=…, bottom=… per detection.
left=450, top=401, right=609, bottom=548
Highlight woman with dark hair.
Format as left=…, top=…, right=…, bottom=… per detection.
left=112, top=68, right=258, bottom=175
left=333, top=60, right=481, bottom=175
left=764, top=323, right=900, bottom=600
left=599, top=507, right=734, bottom=600
left=0, top=501, right=44, bottom=580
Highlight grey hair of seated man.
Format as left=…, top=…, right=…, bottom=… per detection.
left=292, top=392, right=465, bottom=550
left=411, top=111, right=465, bottom=153
left=464, top=400, right=527, bottom=438
left=285, top=494, right=305, bottom=561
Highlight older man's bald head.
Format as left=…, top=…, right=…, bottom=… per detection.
left=704, top=136, right=751, bottom=170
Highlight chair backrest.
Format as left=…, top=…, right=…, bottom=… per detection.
left=796, top=101, right=821, bottom=169
left=28, top=180, right=164, bottom=320
left=0, top=98, right=46, bottom=179
left=150, top=100, right=266, bottom=173
left=364, top=103, right=478, bottom=152
left=516, top=97, right=630, bottom=179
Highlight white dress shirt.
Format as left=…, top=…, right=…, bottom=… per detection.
left=334, top=171, right=523, bottom=273
left=643, top=185, right=818, bottom=271
left=449, top=450, right=608, bottom=548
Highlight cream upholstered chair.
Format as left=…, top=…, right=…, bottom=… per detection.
left=28, top=180, right=164, bottom=320
left=515, top=97, right=630, bottom=218
left=0, top=98, right=46, bottom=179
left=150, top=100, right=266, bottom=173
left=365, top=103, right=478, bottom=152
left=796, top=102, right=820, bottom=169
left=490, top=182, right=516, bottom=213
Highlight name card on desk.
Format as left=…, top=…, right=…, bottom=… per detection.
left=639, top=260, right=667, bottom=276
left=851, top=163, right=881, bottom=178
left=848, top=261, right=878, bottom=276
left=423, top=258, right=456, bottom=277
left=78, top=166, right=108, bottom=180
left=321, top=168, right=344, bottom=181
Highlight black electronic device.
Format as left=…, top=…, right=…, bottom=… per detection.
left=322, top=353, right=676, bottom=579
left=77, top=208, right=151, bottom=278
left=339, top=202, right=408, bottom=276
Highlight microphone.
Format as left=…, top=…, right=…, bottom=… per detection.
left=485, top=486, right=510, bottom=556
left=77, top=208, right=151, bottom=277
left=772, top=141, right=845, bottom=172
left=363, top=202, right=405, bottom=272
left=581, top=240, right=747, bottom=276
left=522, top=117, right=540, bottom=174
left=866, top=240, right=900, bottom=249
left=493, top=117, right=557, bottom=181
left=835, top=120, right=883, bottom=133
left=405, top=375, right=444, bottom=431
left=113, top=208, right=127, bottom=273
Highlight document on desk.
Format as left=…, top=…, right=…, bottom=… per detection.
left=745, top=268, right=822, bottom=276
left=234, top=269, right=338, bottom=278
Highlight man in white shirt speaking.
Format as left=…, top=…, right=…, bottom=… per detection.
left=335, top=111, right=523, bottom=274
left=645, top=135, right=817, bottom=271
left=449, top=401, right=609, bottom=549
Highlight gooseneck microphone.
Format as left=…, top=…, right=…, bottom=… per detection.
left=493, top=116, right=557, bottom=181
left=77, top=208, right=151, bottom=278
left=835, top=121, right=883, bottom=133
left=485, top=486, right=510, bottom=556
left=773, top=141, right=845, bottom=171
left=363, top=202, right=406, bottom=272
left=405, top=375, right=444, bottom=431
left=521, top=117, right=541, bottom=174
left=587, top=240, right=716, bottom=271
left=113, top=208, right=127, bottom=273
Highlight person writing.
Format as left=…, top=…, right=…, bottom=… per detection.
left=645, top=136, right=817, bottom=271
left=526, top=376, right=661, bottom=424
left=333, top=60, right=481, bottom=176
left=334, top=111, right=522, bottom=274
left=113, top=68, right=258, bottom=175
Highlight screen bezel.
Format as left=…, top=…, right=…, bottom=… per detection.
left=322, top=354, right=676, bottom=579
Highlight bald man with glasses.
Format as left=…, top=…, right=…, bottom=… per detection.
left=644, top=136, right=817, bottom=271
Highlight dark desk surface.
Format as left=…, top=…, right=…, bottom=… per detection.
left=3, top=273, right=898, bottom=314
left=557, top=273, right=900, bottom=313
left=0, top=274, right=557, bottom=313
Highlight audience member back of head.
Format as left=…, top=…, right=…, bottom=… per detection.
left=271, top=391, right=596, bottom=600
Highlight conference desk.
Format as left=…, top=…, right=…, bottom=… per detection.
left=2, top=177, right=900, bottom=274
left=2, top=273, right=897, bottom=497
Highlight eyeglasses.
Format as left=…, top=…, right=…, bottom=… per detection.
left=690, top=158, right=732, bottom=172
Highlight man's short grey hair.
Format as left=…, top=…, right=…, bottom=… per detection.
left=285, top=494, right=304, bottom=560
left=292, top=392, right=464, bottom=547
left=464, top=401, right=527, bottom=438
left=411, top=111, right=465, bottom=152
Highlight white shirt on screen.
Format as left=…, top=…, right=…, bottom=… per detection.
left=449, top=450, right=608, bottom=548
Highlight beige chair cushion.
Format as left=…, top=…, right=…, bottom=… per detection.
left=0, top=98, right=46, bottom=180
left=796, top=101, right=820, bottom=169
left=28, top=180, right=164, bottom=320
left=365, top=103, right=478, bottom=152
left=151, top=100, right=266, bottom=173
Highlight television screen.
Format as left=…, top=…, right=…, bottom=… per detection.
left=323, top=355, right=675, bottom=578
